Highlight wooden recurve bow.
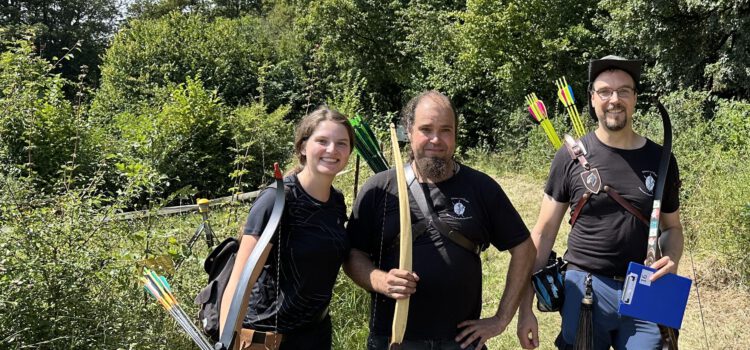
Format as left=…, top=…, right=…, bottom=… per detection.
left=644, top=100, right=679, bottom=350
left=388, top=124, right=412, bottom=350
left=217, top=163, right=286, bottom=350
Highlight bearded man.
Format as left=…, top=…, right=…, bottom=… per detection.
left=345, top=90, right=535, bottom=350
left=516, top=56, right=684, bottom=350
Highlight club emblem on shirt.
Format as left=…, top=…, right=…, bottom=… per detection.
left=454, top=201, right=466, bottom=216
left=580, top=168, right=601, bottom=194
left=449, top=198, right=471, bottom=219
left=639, top=170, right=657, bottom=196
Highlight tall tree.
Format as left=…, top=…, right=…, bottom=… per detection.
left=126, top=0, right=264, bottom=19
left=598, top=0, right=750, bottom=98
left=0, top=0, right=120, bottom=87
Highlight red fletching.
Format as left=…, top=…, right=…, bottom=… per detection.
left=537, top=100, right=547, bottom=118
left=528, top=107, right=540, bottom=122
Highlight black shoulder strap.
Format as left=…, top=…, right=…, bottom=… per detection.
left=404, top=163, right=483, bottom=255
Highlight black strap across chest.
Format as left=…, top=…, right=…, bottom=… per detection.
left=403, top=163, right=484, bottom=255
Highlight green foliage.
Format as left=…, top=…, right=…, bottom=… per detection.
left=304, top=0, right=414, bottom=115
left=0, top=35, right=99, bottom=189
left=93, top=11, right=306, bottom=120
left=228, top=101, right=293, bottom=193
left=112, top=77, right=235, bottom=198
left=0, top=0, right=120, bottom=86
left=1, top=172, right=137, bottom=348
left=127, top=0, right=265, bottom=20
left=330, top=275, right=370, bottom=349
left=440, top=0, right=601, bottom=148
left=0, top=164, right=242, bottom=349
left=102, top=75, right=295, bottom=201
left=709, top=98, right=750, bottom=152
left=679, top=97, right=750, bottom=285
left=599, top=0, right=750, bottom=98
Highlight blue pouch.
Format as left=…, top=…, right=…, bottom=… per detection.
left=531, top=251, right=567, bottom=312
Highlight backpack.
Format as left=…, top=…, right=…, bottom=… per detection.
left=194, top=236, right=239, bottom=341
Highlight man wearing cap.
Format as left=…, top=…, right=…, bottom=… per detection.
left=516, top=56, right=684, bottom=349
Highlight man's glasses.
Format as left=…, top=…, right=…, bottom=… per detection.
left=593, top=87, right=635, bottom=100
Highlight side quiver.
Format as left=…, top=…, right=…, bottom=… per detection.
left=531, top=251, right=567, bottom=312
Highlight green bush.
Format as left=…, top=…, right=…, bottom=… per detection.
left=111, top=77, right=234, bottom=199
left=228, top=101, right=293, bottom=193
left=0, top=36, right=99, bottom=189
left=0, top=164, right=247, bottom=349
left=93, top=11, right=306, bottom=121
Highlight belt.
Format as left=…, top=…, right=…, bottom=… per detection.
left=567, top=263, right=625, bottom=282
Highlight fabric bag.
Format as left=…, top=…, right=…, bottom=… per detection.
left=194, top=236, right=239, bottom=341
left=531, top=250, right=567, bottom=312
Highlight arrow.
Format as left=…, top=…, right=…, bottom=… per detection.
left=555, top=77, right=587, bottom=138
left=350, top=115, right=389, bottom=173
left=141, top=268, right=213, bottom=350
left=525, top=93, right=562, bottom=149
left=388, top=123, right=412, bottom=349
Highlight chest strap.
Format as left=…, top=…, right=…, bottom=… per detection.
left=564, top=134, right=591, bottom=170
left=404, top=163, right=483, bottom=255
left=569, top=186, right=650, bottom=227
left=564, top=135, right=650, bottom=228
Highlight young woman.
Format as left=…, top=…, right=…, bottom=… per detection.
left=220, top=107, right=354, bottom=350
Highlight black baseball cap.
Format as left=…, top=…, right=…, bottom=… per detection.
left=587, top=55, right=643, bottom=120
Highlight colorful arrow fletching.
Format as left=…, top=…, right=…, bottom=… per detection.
left=527, top=107, right=540, bottom=123
left=567, top=85, right=575, bottom=103
left=557, top=87, right=568, bottom=105
left=536, top=100, right=547, bottom=118
left=554, top=77, right=586, bottom=138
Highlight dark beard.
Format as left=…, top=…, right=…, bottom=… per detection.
left=604, top=115, right=627, bottom=131
left=416, top=157, right=451, bottom=180
left=601, top=105, right=627, bottom=131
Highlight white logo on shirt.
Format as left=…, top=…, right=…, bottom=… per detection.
left=639, top=170, right=657, bottom=196
left=448, top=198, right=472, bottom=219
left=454, top=201, right=465, bottom=216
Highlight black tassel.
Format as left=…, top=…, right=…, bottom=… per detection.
left=574, top=274, right=594, bottom=350
left=660, top=325, right=679, bottom=350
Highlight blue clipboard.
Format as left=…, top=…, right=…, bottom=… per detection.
left=618, top=262, right=692, bottom=329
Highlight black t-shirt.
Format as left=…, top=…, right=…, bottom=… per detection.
left=347, top=163, right=529, bottom=340
left=241, top=174, right=349, bottom=333
left=545, top=133, right=681, bottom=276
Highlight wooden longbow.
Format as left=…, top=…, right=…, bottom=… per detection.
left=388, top=124, right=412, bottom=349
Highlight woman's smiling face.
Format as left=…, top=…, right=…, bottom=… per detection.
left=301, top=120, right=352, bottom=178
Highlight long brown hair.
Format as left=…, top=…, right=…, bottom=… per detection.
left=288, top=106, right=355, bottom=175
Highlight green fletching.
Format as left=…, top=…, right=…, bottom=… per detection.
left=350, top=115, right=388, bottom=173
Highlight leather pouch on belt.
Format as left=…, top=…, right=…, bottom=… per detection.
left=236, top=328, right=283, bottom=350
